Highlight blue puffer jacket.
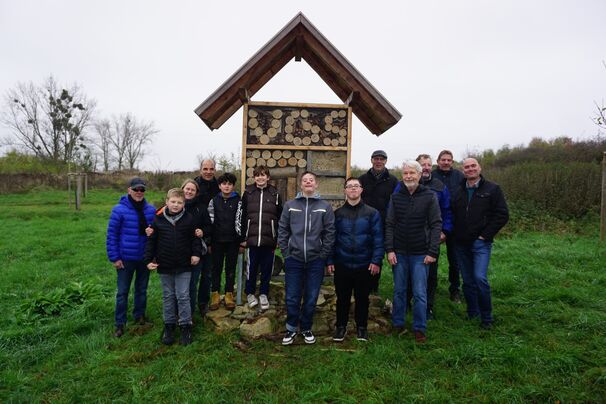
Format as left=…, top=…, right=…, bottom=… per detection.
left=328, top=201, right=384, bottom=269
left=106, top=195, right=156, bottom=262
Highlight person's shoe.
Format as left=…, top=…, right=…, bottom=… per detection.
left=198, top=303, right=207, bottom=317
left=282, top=330, right=297, bottom=345
left=391, top=326, right=407, bottom=336
left=134, top=316, right=148, bottom=325
left=224, top=292, right=236, bottom=310
left=427, top=309, right=435, bottom=320
left=301, top=330, right=316, bottom=344
left=259, top=294, right=270, bottom=310
left=450, top=290, right=462, bottom=304
left=480, top=321, right=492, bottom=330
left=414, top=330, right=427, bottom=343
left=356, top=327, right=369, bottom=342
left=332, top=326, right=347, bottom=342
left=179, top=324, right=193, bottom=345
left=209, top=292, right=220, bottom=311
left=247, top=294, right=258, bottom=309
left=161, top=324, right=176, bottom=345
left=114, top=325, right=124, bottom=338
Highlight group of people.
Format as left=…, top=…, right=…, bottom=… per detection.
left=106, top=149, right=508, bottom=346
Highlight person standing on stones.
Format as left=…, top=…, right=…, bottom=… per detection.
left=278, top=172, right=335, bottom=346
left=106, top=177, right=156, bottom=338
left=327, top=177, right=383, bottom=342
left=358, top=150, right=398, bottom=294
left=193, top=159, right=220, bottom=316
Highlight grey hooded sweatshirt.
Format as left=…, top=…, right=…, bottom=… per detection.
left=278, top=192, right=336, bottom=263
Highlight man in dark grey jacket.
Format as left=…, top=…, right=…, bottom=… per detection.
left=385, top=161, right=442, bottom=343
left=278, top=172, right=335, bottom=345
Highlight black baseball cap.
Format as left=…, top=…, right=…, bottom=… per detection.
left=129, top=177, right=146, bottom=190
left=371, top=150, right=388, bottom=159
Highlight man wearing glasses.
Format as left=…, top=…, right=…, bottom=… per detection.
left=106, top=177, right=156, bottom=337
left=327, top=178, right=384, bottom=342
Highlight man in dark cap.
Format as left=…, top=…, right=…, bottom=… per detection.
left=358, top=150, right=398, bottom=294
left=106, top=177, right=156, bottom=337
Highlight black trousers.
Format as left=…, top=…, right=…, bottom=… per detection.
left=211, top=241, right=239, bottom=293
left=334, top=264, right=372, bottom=328
left=445, top=235, right=461, bottom=293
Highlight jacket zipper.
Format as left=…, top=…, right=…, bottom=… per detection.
left=303, top=197, right=308, bottom=263
left=257, top=188, right=264, bottom=247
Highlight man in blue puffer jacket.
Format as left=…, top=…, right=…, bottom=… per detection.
left=327, top=177, right=383, bottom=342
left=106, top=177, right=156, bottom=337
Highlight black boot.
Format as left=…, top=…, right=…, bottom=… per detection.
left=180, top=324, right=192, bottom=346
left=161, top=324, right=176, bottom=345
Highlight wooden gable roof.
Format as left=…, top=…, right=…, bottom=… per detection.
left=194, top=12, right=401, bottom=135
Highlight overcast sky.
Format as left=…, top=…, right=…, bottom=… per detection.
left=1, top=0, right=604, bottom=171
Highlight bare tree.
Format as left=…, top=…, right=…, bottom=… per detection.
left=124, top=116, right=157, bottom=170
left=0, top=76, right=95, bottom=165
left=92, top=119, right=113, bottom=172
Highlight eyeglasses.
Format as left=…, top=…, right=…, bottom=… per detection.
left=132, top=188, right=145, bottom=193
left=345, top=185, right=361, bottom=189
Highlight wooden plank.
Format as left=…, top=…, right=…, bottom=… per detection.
left=244, top=144, right=347, bottom=151
left=241, top=103, right=249, bottom=194
left=248, top=101, right=347, bottom=109
left=346, top=107, right=352, bottom=179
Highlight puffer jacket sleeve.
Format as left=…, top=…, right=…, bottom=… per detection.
left=106, top=206, right=123, bottom=262
left=384, top=197, right=396, bottom=253
left=439, top=186, right=453, bottom=233
left=320, top=204, right=336, bottom=260
left=277, top=201, right=292, bottom=257
left=427, top=193, right=443, bottom=258
left=143, top=220, right=159, bottom=265
left=370, top=210, right=384, bottom=265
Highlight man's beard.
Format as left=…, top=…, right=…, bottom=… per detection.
left=404, top=180, right=418, bottom=188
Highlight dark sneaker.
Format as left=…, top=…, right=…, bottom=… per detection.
left=301, top=330, right=316, bottom=344
left=114, top=325, right=124, bottom=338
left=356, top=327, right=369, bottom=342
left=391, top=326, right=407, bottom=336
left=332, top=326, right=347, bottom=342
left=134, top=316, right=148, bottom=325
left=161, top=324, right=176, bottom=345
left=179, top=324, right=193, bottom=345
left=480, top=322, right=492, bottom=330
left=282, top=330, right=297, bottom=345
left=414, top=331, right=427, bottom=343
left=450, top=291, right=462, bottom=304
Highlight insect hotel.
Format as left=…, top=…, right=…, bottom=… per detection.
left=195, top=12, right=401, bottom=205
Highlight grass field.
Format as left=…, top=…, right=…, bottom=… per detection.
left=1, top=189, right=605, bottom=402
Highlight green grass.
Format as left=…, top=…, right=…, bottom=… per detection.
left=1, top=189, right=605, bottom=402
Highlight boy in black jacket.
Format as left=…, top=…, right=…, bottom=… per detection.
left=144, top=188, right=202, bottom=346
left=207, top=173, right=243, bottom=310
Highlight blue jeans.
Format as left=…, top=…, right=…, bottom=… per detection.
left=284, top=257, right=325, bottom=332
left=455, top=239, right=493, bottom=323
left=197, top=253, right=212, bottom=306
left=115, top=260, right=150, bottom=327
left=392, top=254, right=428, bottom=332
left=159, top=272, right=192, bottom=325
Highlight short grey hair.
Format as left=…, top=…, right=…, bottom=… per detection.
left=402, top=160, right=422, bottom=173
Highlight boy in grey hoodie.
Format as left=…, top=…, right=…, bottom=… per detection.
left=278, top=172, right=335, bottom=345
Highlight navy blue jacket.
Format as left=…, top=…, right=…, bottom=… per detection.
left=328, top=201, right=384, bottom=269
left=106, top=195, right=156, bottom=262
left=432, top=168, right=464, bottom=203
left=208, top=192, right=243, bottom=243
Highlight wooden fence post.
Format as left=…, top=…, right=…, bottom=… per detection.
left=83, top=173, right=88, bottom=198
left=601, top=152, right=606, bottom=242
left=75, top=175, right=82, bottom=211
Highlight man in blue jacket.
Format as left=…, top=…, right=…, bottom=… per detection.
left=278, top=172, right=335, bottom=345
left=327, top=177, right=383, bottom=342
left=106, top=177, right=156, bottom=337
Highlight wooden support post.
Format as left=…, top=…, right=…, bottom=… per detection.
left=601, top=151, right=606, bottom=242
left=236, top=253, right=244, bottom=305
left=75, top=175, right=82, bottom=211
left=67, top=174, right=72, bottom=206
left=83, top=174, right=88, bottom=198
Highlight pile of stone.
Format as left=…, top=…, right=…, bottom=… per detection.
left=204, top=281, right=393, bottom=339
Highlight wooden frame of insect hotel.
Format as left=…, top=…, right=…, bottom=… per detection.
left=195, top=12, right=402, bottom=205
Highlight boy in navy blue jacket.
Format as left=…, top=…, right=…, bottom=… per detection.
left=207, top=173, right=243, bottom=310
left=328, top=177, right=384, bottom=342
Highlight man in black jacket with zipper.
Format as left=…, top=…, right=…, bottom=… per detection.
left=359, top=150, right=398, bottom=293
left=452, top=158, right=508, bottom=330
